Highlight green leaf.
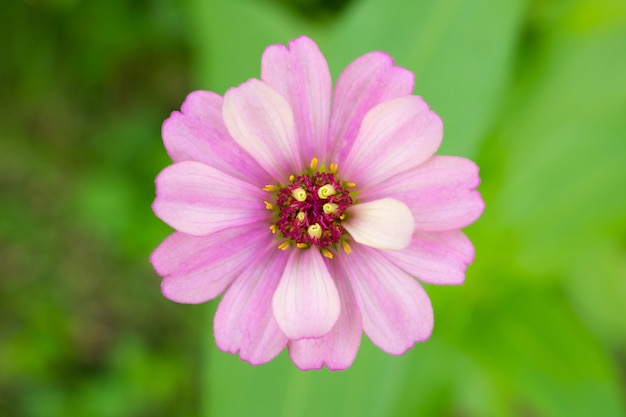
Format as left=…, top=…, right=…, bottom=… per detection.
left=203, top=321, right=418, bottom=417
left=566, top=239, right=626, bottom=348
left=456, top=288, right=626, bottom=417
left=190, top=0, right=322, bottom=94
left=489, top=7, right=626, bottom=275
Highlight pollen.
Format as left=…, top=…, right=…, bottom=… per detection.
left=269, top=224, right=277, bottom=234
left=264, top=201, right=274, bottom=210
left=263, top=184, right=279, bottom=192
left=278, top=241, right=290, bottom=251
left=307, top=223, right=322, bottom=239
left=329, top=163, right=338, bottom=174
left=310, top=157, right=319, bottom=170
left=317, top=184, right=336, bottom=199
left=292, top=187, right=307, bottom=202
left=321, top=248, right=334, bottom=259
left=341, top=240, right=352, bottom=254
left=323, top=203, right=338, bottom=214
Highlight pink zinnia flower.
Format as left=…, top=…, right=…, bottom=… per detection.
left=151, top=36, right=483, bottom=370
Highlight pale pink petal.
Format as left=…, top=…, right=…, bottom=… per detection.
left=152, top=161, right=268, bottom=236
left=340, top=96, right=442, bottom=189
left=382, top=230, right=475, bottom=285
left=329, top=52, right=414, bottom=162
left=151, top=224, right=272, bottom=303
left=162, top=91, right=271, bottom=186
left=362, top=156, right=484, bottom=231
left=288, top=259, right=362, bottom=370
left=343, top=198, right=414, bottom=250
left=343, top=244, right=433, bottom=354
left=214, top=247, right=289, bottom=365
left=261, top=36, right=331, bottom=163
left=152, top=36, right=484, bottom=371
left=223, top=79, right=303, bottom=181
left=272, top=249, right=340, bottom=340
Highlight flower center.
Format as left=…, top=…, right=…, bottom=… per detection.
left=263, top=159, right=354, bottom=257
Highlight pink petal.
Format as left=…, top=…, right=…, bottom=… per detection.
left=223, top=79, right=303, bottom=181
left=272, top=249, right=341, bottom=340
left=152, top=161, right=268, bottom=236
left=329, top=52, right=414, bottom=162
left=261, top=36, right=331, bottom=164
left=342, top=244, right=434, bottom=355
left=214, top=247, right=289, bottom=365
left=288, top=259, right=362, bottom=370
left=362, top=156, right=484, bottom=231
left=382, top=230, right=475, bottom=285
left=340, top=96, right=442, bottom=190
left=151, top=224, right=272, bottom=303
left=162, top=90, right=271, bottom=186
left=343, top=198, right=415, bottom=250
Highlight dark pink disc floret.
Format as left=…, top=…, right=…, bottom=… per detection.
left=275, top=172, right=352, bottom=247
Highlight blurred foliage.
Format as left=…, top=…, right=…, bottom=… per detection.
left=274, top=0, right=354, bottom=19
left=1, top=1, right=201, bottom=416
left=2, top=0, right=626, bottom=416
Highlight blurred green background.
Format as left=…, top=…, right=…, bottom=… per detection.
left=2, top=0, right=625, bottom=416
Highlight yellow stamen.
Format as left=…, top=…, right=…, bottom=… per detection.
left=296, top=212, right=306, bottom=222
left=289, top=174, right=295, bottom=182
left=310, top=157, right=318, bottom=170
left=329, top=163, right=338, bottom=174
left=339, top=214, right=346, bottom=220
left=264, top=201, right=274, bottom=210
left=269, top=224, right=277, bottom=234
left=344, top=182, right=356, bottom=188
left=341, top=240, right=352, bottom=254
left=278, top=241, right=290, bottom=251
left=296, top=243, right=308, bottom=249
left=317, top=184, right=336, bottom=199
left=323, top=203, right=338, bottom=214
left=321, top=248, right=334, bottom=259
left=262, top=185, right=278, bottom=192
left=307, top=223, right=322, bottom=239
left=292, top=187, right=307, bottom=202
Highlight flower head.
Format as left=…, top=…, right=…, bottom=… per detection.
left=151, top=36, right=484, bottom=370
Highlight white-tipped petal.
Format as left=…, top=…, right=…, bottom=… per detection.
left=223, top=79, right=302, bottom=181
left=261, top=36, right=332, bottom=163
left=272, top=249, right=341, bottom=340
left=152, top=161, right=268, bottom=236
left=343, top=198, right=414, bottom=250
left=288, top=260, right=362, bottom=371
left=340, top=96, right=442, bottom=189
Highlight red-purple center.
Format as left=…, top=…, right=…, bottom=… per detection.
left=274, top=172, right=352, bottom=248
